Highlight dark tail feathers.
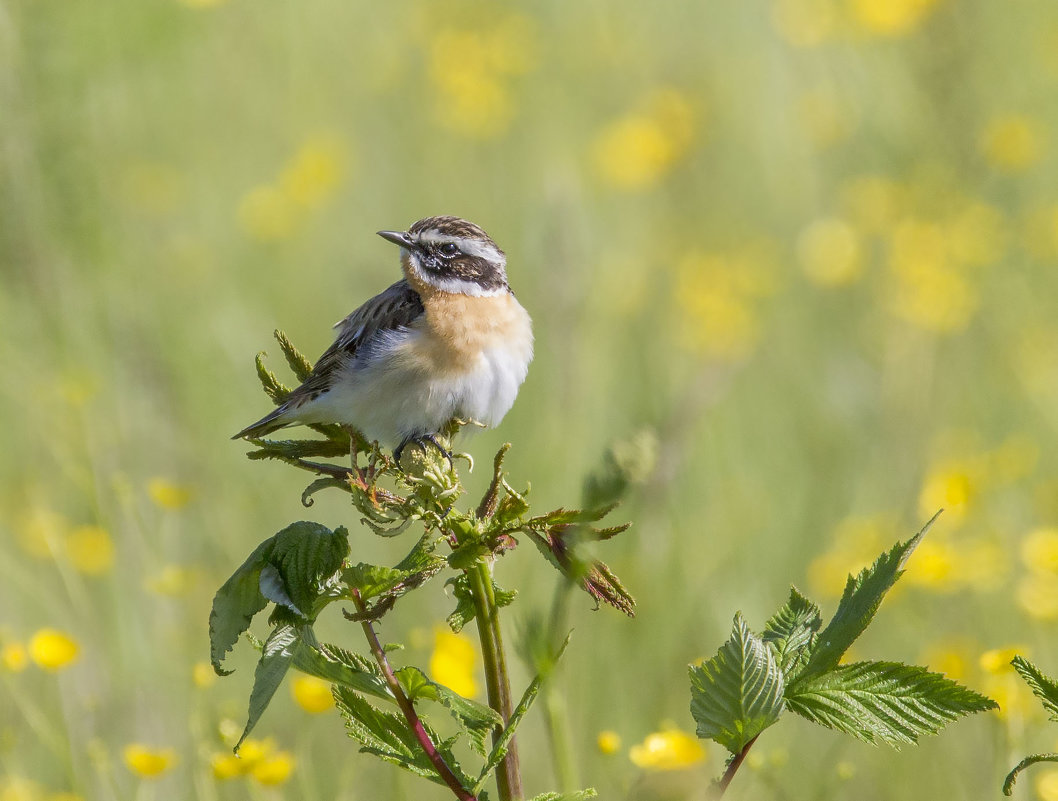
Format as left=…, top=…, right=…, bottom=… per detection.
left=232, top=406, right=289, bottom=440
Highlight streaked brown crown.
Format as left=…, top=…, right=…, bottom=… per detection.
left=400, top=216, right=509, bottom=294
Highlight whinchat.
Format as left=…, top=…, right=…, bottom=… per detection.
left=233, top=216, right=533, bottom=459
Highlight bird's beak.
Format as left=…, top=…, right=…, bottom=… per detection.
left=377, top=230, right=415, bottom=250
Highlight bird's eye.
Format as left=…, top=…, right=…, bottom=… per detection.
left=439, top=242, right=460, bottom=257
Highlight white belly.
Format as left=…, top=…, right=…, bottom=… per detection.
left=294, top=330, right=532, bottom=445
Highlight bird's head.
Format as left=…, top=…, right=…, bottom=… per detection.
left=378, top=216, right=508, bottom=297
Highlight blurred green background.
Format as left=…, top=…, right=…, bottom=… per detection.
left=4, top=0, right=1058, bottom=798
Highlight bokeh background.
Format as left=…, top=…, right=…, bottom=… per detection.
left=4, top=0, right=1058, bottom=798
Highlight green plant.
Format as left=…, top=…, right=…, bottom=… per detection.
left=209, top=332, right=635, bottom=801
left=1002, top=657, right=1058, bottom=794
left=688, top=513, right=998, bottom=797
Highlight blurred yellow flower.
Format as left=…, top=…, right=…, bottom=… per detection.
left=807, top=516, right=888, bottom=598
left=918, top=461, right=977, bottom=525
left=918, top=640, right=973, bottom=682
left=0, top=777, right=41, bottom=801
left=903, top=539, right=958, bottom=592
left=849, top=0, right=942, bottom=36
left=1016, top=574, right=1058, bottom=621
left=433, top=73, right=515, bottom=140
left=984, top=672, right=1035, bottom=722
left=429, top=629, right=478, bottom=698
left=28, top=629, right=79, bottom=672
left=1021, top=528, right=1058, bottom=574
left=629, top=727, right=706, bottom=771
left=593, top=89, right=695, bottom=190
left=192, top=661, right=216, bottom=689
left=772, top=0, right=837, bottom=47
left=797, top=217, right=863, bottom=286
left=237, top=737, right=275, bottom=765
left=291, top=675, right=334, bottom=713
left=980, top=646, right=1026, bottom=675
left=1036, top=768, right=1058, bottom=801
left=597, top=730, right=622, bottom=755
left=65, top=525, right=114, bottom=575
left=239, top=184, right=299, bottom=242
left=251, top=751, right=295, bottom=785
left=1, top=642, right=28, bottom=672
left=835, top=760, right=857, bottom=779
left=211, top=752, right=244, bottom=780
left=123, top=744, right=177, bottom=778
left=148, top=478, right=192, bottom=510
left=981, top=114, right=1045, bottom=172
left=280, top=136, right=347, bottom=209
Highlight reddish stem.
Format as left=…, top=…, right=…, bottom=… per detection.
left=352, top=591, right=476, bottom=801
left=712, top=735, right=759, bottom=798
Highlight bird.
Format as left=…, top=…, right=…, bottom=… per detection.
left=233, top=216, right=533, bottom=462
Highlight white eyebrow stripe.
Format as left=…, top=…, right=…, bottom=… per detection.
left=416, top=232, right=506, bottom=266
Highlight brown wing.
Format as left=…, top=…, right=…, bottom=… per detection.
left=231, top=280, right=423, bottom=439
left=287, top=279, right=424, bottom=405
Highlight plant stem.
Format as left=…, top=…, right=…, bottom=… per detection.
left=468, top=559, right=523, bottom=801
left=712, top=735, right=759, bottom=799
left=352, top=591, right=476, bottom=801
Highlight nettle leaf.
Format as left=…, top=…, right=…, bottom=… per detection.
left=275, top=329, right=313, bottom=382
left=209, top=537, right=278, bottom=674
left=290, top=629, right=392, bottom=702
left=345, top=564, right=407, bottom=600
left=333, top=685, right=474, bottom=788
left=799, top=514, right=937, bottom=680
left=689, top=613, right=785, bottom=755
left=1011, top=656, right=1058, bottom=721
left=396, top=666, right=502, bottom=756
left=236, top=621, right=300, bottom=751
left=446, top=575, right=517, bottom=633
left=268, top=521, right=349, bottom=617
left=784, top=661, right=997, bottom=747
left=526, top=503, right=619, bottom=529
left=1004, top=753, right=1058, bottom=795
left=762, top=587, right=822, bottom=679
left=255, top=352, right=290, bottom=404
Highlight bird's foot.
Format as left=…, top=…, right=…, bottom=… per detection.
left=393, top=434, right=454, bottom=472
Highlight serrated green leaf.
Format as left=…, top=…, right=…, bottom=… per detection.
left=448, top=543, right=490, bottom=570
left=235, top=622, right=299, bottom=751
left=255, top=352, right=290, bottom=404
left=526, top=503, right=619, bottom=529
left=1004, top=753, right=1058, bottom=795
left=290, top=629, right=392, bottom=702
left=689, top=613, right=785, bottom=755
left=762, top=587, right=822, bottom=679
left=274, top=329, right=313, bottom=382
left=1011, top=656, right=1058, bottom=722
left=494, top=484, right=530, bottom=526
left=268, top=521, right=349, bottom=618
left=446, top=575, right=516, bottom=633
left=799, top=514, right=937, bottom=679
left=333, top=685, right=474, bottom=788
left=209, top=537, right=277, bottom=674
left=345, top=564, right=407, bottom=600
left=246, top=438, right=351, bottom=461
left=396, top=666, right=502, bottom=756
left=784, top=660, right=997, bottom=747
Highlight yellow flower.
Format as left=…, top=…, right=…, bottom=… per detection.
left=28, top=629, right=79, bottom=671
left=980, top=646, right=1027, bottom=675
left=280, top=135, right=347, bottom=209
left=918, top=462, right=976, bottom=525
left=251, top=751, right=295, bottom=785
left=211, top=752, right=245, bottom=780
left=1016, top=574, right=1058, bottom=621
left=192, top=661, right=216, bottom=689
left=797, top=217, right=863, bottom=286
left=291, top=675, right=334, bottom=713
left=1036, top=768, right=1058, bottom=801
left=597, top=730, right=622, bottom=755
left=238, top=185, right=301, bottom=242
left=123, top=744, right=177, bottom=778
left=984, top=673, right=1035, bottom=722
left=918, top=640, right=973, bottom=682
left=432, top=72, right=515, bottom=139
left=904, top=539, right=958, bottom=593
left=981, top=115, right=1045, bottom=172
left=148, top=477, right=193, bottom=510
left=771, top=0, right=837, bottom=47
left=0, top=777, right=41, bottom=801
left=849, top=0, right=942, bottom=36
left=835, top=761, right=857, bottom=780
left=429, top=629, right=478, bottom=698
left=629, top=727, right=706, bottom=771
left=237, top=737, right=275, bottom=765
left=593, top=89, right=695, bottom=190
left=807, top=516, right=889, bottom=598
left=1, top=642, right=28, bottom=672
left=144, top=565, right=197, bottom=597
left=1022, top=528, right=1058, bottom=574
left=66, top=525, right=114, bottom=575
